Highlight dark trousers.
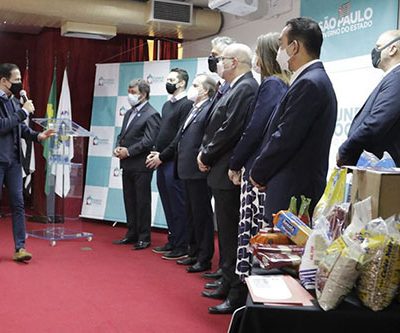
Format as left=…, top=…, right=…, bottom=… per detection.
left=184, top=179, right=214, bottom=264
left=156, top=161, right=187, bottom=250
left=0, top=161, right=26, bottom=250
left=212, top=187, right=247, bottom=304
left=122, top=170, right=153, bottom=243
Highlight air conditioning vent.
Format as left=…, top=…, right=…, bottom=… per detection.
left=150, top=0, right=193, bottom=25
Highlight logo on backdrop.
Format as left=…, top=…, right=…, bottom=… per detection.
left=146, top=74, right=164, bottom=84
left=119, top=106, right=127, bottom=116
left=97, top=76, right=116, bottom=86
left=92, top=136, right=110, bottom=146
left=113, top=167, right=122, bottom=177
left=334, top=106, right=360, bottom=136
left=85, top=195, right=103, bottom=206
left=320, top=2, right=374, bottom=38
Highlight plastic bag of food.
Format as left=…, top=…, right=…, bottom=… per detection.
left=249, top=228, right=291, bottom=246
left=298, top=195, right=311, bottom=226
left=326, top=202, right=350, bottom=241
left=313, top=168, right=347, bottom=220
left=256, top=252, right=302, bottom=270
left=299, top=216, right=331, bottom=290
left=316, top=235, right=364, bottom=311
left=357, top=217, right=400, bottom=311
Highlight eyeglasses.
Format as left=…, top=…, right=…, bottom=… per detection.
left=216, top=56, right=235, bottom=62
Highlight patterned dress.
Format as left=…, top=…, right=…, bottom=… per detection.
left=236, top=175, right=267, bottom=280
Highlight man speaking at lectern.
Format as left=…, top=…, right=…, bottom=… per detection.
left=0, top=63, right=54, bottom=262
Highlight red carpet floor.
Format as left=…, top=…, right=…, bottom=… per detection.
left=0, top=216, right=232, bottom=333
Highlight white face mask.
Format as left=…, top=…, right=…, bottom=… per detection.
left=187, top=86, right=199, bottom=102
left=127, top=93, right=140, bottom=106
left=252, top=55, right=261, bottom=74
left=216, top=61, right=225, bottom=78
left=276, top=44, right=292, bottom=72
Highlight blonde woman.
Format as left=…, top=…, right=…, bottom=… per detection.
left=228, top=33, right=291, bottom=280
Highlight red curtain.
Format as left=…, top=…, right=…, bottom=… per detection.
left=153, top=38, right=180, bottom=60
left=0, top=28, right=179, bottom=216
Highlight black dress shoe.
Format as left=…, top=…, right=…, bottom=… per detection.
left=177, top=257, right=197, bottom=265
left=112, top=238, right=134, bottom=245
left=187, top=262, right=211, bottom=273
left=204, top=277, right=223, bottom=289
left=201, top=286, right=227, bottom=300
left=202, top=268, right=223, bottom=279
left=133, top=241, right=151, bottom=250
left=209, top=299, right=243, bottom=315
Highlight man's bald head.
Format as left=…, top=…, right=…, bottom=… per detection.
left=223, top=43, right=252, bottom=68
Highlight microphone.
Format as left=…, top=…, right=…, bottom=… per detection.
left=20, top=90, right=29, bottom=103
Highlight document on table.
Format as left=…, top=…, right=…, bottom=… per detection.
left=245, top=275, right=314, bottom=306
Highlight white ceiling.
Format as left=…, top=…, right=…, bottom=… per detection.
left=0, top=0, right=221, bottom=40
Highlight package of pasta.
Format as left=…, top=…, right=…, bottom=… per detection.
left=315, top=235, right=364, bottom=311
left=252, top=244, right=304, bottom=255
left=249, top=228, right=292, bottom=246
left=299, top=216, right=331, bottom=290
left=273, top=211, right=312, bottom=246
left=256, top=252, right=302, bottom=270
left=357, top=217, right=400, bottom=311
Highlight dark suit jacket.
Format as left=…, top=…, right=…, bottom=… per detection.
left=229, top=76, right=288, bottom=180
left=339, top=65, right=400, bottom=166
left=162, top=99, right=212, bottom=180
left=116, top=102, right=161, bottom=172
left=201, top=71, right=259, bottom=189
left=251, top=62, right=337, bottom=220
left=0, top=94, right=39, bottom=164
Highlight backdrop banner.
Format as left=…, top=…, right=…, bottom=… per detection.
left=301, top=0, right=399, bottom=169
left=81, top=58, right=209, bottom=227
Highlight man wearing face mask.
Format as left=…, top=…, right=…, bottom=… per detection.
left=0, top=63, right=55, bottom=262
left=337, top=30, right=400, bottom=167
left=157, top=74, right=217, bottom=273
left=250, top=17, right=337, bottom=225
left=146, top=68, right=193, bottom=260
left=113, top=79, right=161, bottom=250
left=198, top=43, right=259, bottom=314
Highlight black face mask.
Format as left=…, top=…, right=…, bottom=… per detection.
left=371, top=36, right=400, bottom=68
left=9, top=81, right=23, bottom=96
left=166, top=82, right=178, bottom=94
left=371, top=48, right=382, bottom=68
left=208, top=55, right=218, bottom=73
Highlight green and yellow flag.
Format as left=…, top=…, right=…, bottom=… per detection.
left=44, top=66, right=57, bottom=195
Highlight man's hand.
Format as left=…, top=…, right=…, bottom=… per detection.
left=228, top=169, right=241, bottom=186
left=23, top=100, right=35, bottom=114
left=146, top=151, right=162, bottom=169
left=249, top=176, right=266, bottom=191
left=116, top=147, right=129, bottom=159
left=336, top=151, right=344, bottom=167
left=38, top=128, right=56, bottom=142
left=197, top=152, right=210, bottom=172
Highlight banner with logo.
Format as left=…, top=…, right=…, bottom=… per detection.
left=301, top=0, right=398, bottom=169
left=81, top=58, right=209, bottom=227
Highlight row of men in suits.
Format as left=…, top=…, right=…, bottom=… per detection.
left=111, top=20, right=400, bottom=315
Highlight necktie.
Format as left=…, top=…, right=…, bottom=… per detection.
left=183, top=106, right=198, bottom=129
left=125, top=108, right=138, bottom=129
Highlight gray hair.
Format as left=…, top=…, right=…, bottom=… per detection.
left=211, top=36, right=235, bottom=53
left=129, top=79, right=150, bottom=100
left=197, top=74, right=217, bottom=98
left=224, top=43, right=253, bottom=67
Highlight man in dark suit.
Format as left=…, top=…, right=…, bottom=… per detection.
left=250, top=17, right=337, bottom=223
left=337, top=30, right=400, bottom=167
left=198, top=43, right=259, bottom=314
left=0, top=63, right=54, bottom=262
left=113, top=79, right=161, bottom=250
left=160, top=74, right=217, bottom=273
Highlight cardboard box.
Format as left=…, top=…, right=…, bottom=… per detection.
left=350, top=167, right=400, bottom=219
